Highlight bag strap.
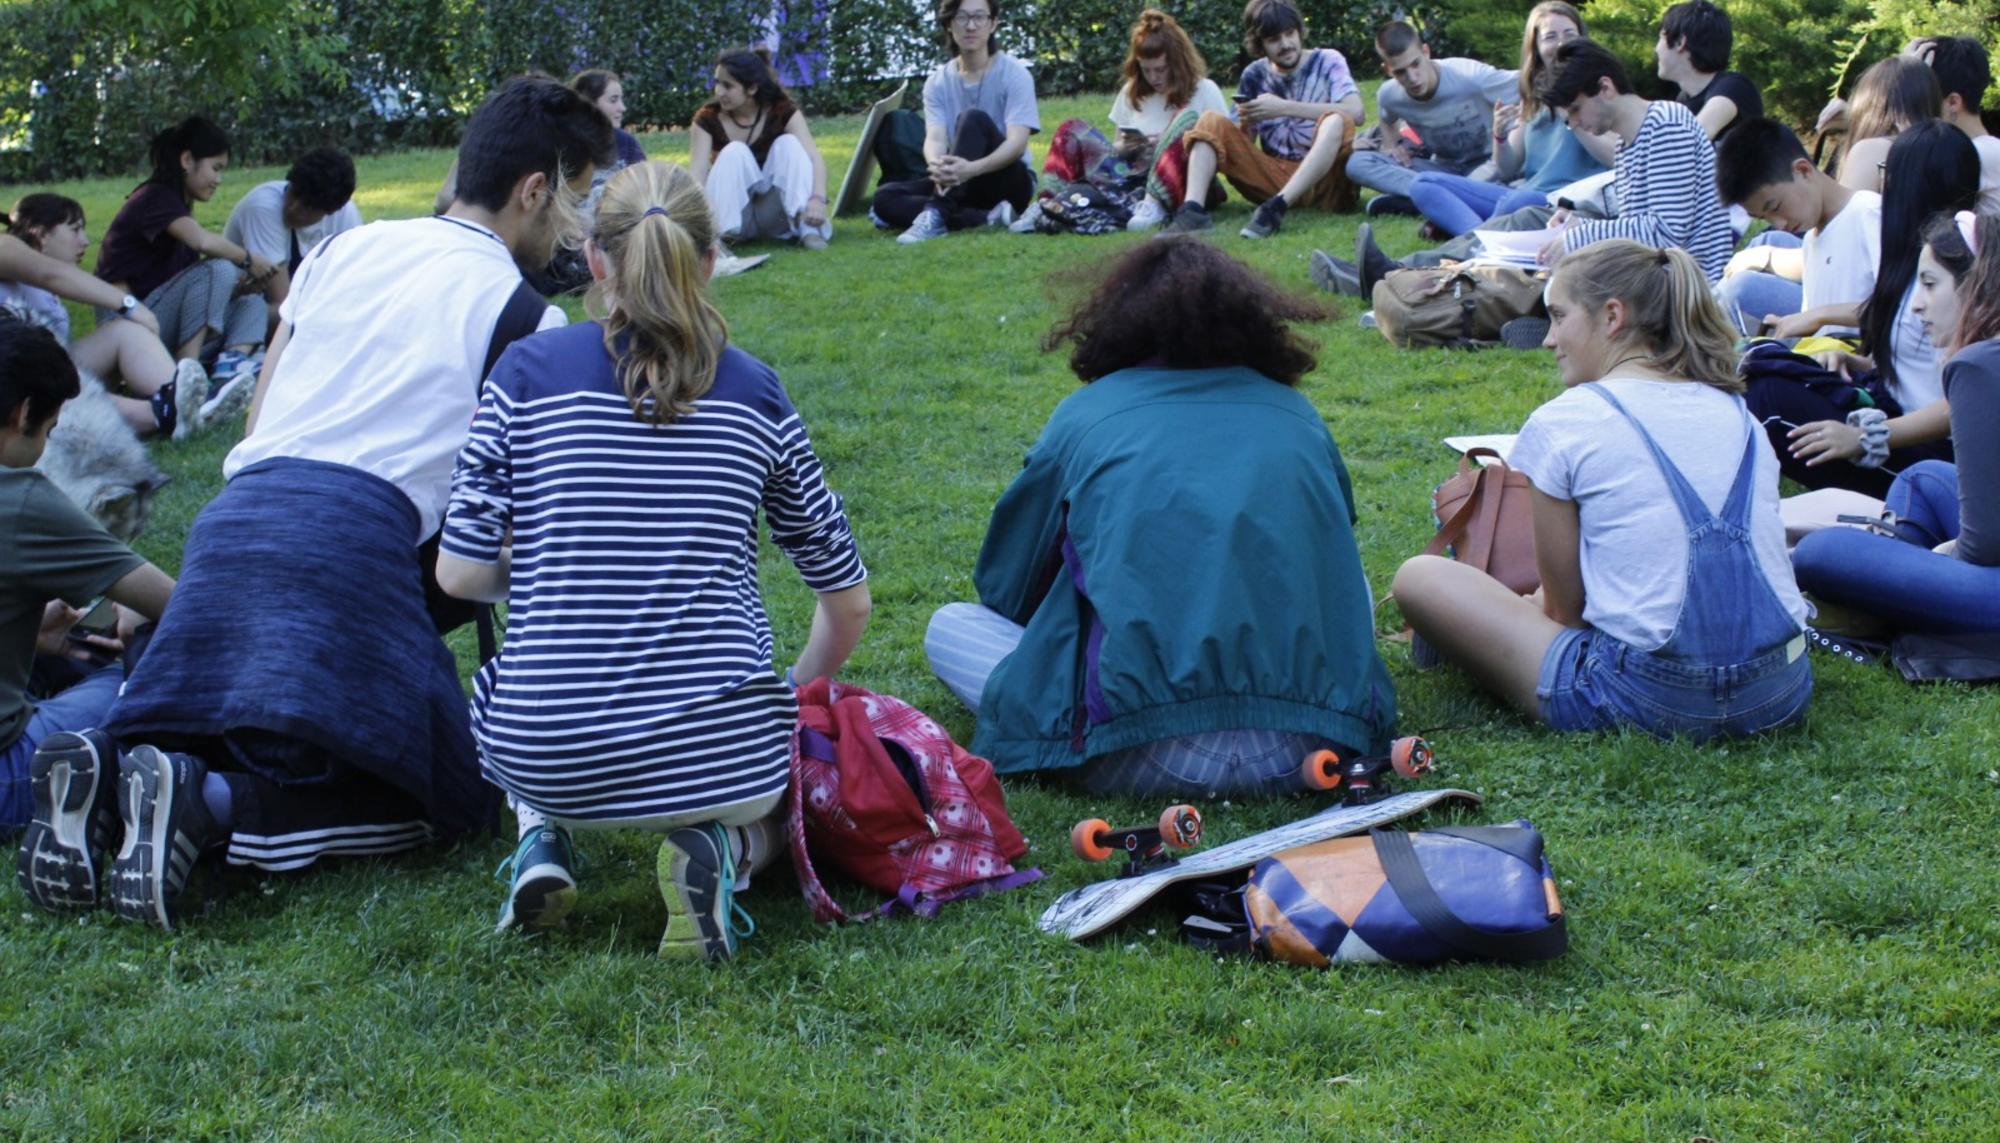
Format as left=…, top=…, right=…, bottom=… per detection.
left=1370, top=828, right=1567, bottom=962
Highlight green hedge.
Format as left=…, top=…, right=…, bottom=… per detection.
left=14, top=0, right=1991, bottom=183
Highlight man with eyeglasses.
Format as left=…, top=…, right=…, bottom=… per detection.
left=1347, top=20, right=1520, bottom=218
left=872, top=0, right=1040, bottom=243
left=1166, top=0, right=1365, bottom=239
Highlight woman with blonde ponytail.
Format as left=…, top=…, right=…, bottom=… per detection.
left=1394, top=239, right=1813, bottom=739
left=437, top=160, right=872, bottom=960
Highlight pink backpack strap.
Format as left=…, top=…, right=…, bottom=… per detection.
left=787, top=723, right=847, bottom=924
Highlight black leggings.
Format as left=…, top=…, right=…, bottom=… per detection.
left=873, top=110, right=1034, bottom=230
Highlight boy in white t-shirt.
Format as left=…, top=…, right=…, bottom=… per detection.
left=1715, top=118, right=1880, bottom=338
left=222, top=148, right=362, bottom=330
left=81, top=78, right=613, bottom=931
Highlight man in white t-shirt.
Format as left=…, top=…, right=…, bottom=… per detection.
left=1347, top=21, right=1518, bottom=214
left=95, top=77, right=614, bottom=930
left=1913, top=36, right=2000, bottom=212
left=223, top=147, right=363, bottom=325
left=1715, top=118, right=1880, bottom=338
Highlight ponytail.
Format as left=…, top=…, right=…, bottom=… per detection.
left=1553, top=240, right=1741, bottom=391
left=145, top=116, right=230, bottom=191
left=588, top=161, right=728, bottom=426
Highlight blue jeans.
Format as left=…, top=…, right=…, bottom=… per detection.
left=924, top=602, right=1335, bottom=797
left=1717, top=231, right=1806, bottom=334
left=1793, top=460, right=2000, bottom=632
left=1345, top=150, right=1469, bottom=199
left=0, top=665, right=124, bottom=828
left=1407, top=173, right=1549, bottom=237
left=1537, top=625, right=1812, bottom=740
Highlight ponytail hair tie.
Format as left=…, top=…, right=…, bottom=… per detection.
left=1956, top=210, right=1979, bottom=256
left=643, top=205, right=669, bottom=219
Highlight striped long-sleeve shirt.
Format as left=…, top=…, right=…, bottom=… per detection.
left=441, top=323, right=866, bottom=823
left=1563, top=100, right=1734, bottom=283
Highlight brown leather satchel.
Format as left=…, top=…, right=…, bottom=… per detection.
left=1421, top=448, right=1540, bottom=595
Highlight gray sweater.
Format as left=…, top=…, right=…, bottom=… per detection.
left=1945, top=339, right=2000, bottom=566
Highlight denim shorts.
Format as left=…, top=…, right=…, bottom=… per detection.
left=1536, top=626, right=1812, bottom=741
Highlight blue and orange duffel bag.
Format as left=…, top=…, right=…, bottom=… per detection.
left=1217, top=821, right=1567, bottom=966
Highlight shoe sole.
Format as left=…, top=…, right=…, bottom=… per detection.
left=16, top=731, right=118, bottom=911
left=198, top=372, right=257, bottom=427
left=1410, top=633, right=1445, bottom=672
left=1500, top=318, right=1551, bottom=350
left=1309, top=252, right=1362, bottom=297
left=170, top=364, right=212, bottom=441
left=110, top=747, right=198, bottom=930
left=657, top=828, right=733, bottom=962
left=497, top=863, right=577, bottom=933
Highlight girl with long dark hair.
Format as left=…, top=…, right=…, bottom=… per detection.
left=689, top=49, right=832, bottom=249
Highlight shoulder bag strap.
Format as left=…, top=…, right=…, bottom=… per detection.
left=1371, top=827, right=1568, bottom=962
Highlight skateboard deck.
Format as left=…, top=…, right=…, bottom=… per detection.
left=1038, top=788, right=1482, bottom=941
left=833, top=80, right=909, bottom=217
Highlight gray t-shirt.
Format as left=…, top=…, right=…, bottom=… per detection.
left=923, top=52, right=1041, bottom=168
left=1377, top=57, right=1519, bottom=168
left=0, top=467, right=143, bottom=749
left=0, top=280, right=70, bottom=345
left=1944, top=340, right=2000, bottom=568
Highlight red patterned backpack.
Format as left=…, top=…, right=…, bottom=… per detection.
left=787, top=678, right=1041, bottom=922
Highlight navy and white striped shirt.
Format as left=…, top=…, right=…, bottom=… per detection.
left=441, top=323, right=866, bottom=822
left=1563, top=101, right=1734, bottom=283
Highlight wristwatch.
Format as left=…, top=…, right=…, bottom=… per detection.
left=115, top=294, right=139, bottom=318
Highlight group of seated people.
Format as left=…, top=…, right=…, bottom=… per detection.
left=2, top=2, right=1996, bottom=966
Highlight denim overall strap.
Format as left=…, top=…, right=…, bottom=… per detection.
left=1581, top=383, right=1800, bottom=667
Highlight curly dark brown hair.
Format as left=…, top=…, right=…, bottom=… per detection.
left=1042, top=236, right=1330, bottom=385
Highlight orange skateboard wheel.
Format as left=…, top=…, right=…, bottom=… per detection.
left=1070, top=818, right=1114, bottom=862
left=1391, top=736, right=1433, bottom=778
left=1158, top=804, right=1202, bottom=848
left=1300, top=749, right=1344, bottom=790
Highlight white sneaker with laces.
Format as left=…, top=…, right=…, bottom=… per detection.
left=985, top=200, right=1016, bottom=229
left=1127, top=197, right=1167, bottom=231
left=1008, top=201, right=1043, bottom=233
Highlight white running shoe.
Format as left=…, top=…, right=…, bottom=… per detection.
left=897, top=207, right=949, bottom=244
left=1127, top=197, right=1168, bottom=231
left=1008, top=200, right=1043, bottom=233
left=985, top=200, right=1016, bottom=229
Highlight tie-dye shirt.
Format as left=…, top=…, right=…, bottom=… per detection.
left=1236, top=48, right=1359, bottom=161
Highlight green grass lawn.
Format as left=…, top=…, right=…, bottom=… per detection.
left=2, top=93, right=1997, bottom=1140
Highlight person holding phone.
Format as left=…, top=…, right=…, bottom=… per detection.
left=1013, top=10, right=1228, bottom=234
left=3, top=317, right=174, bottom=895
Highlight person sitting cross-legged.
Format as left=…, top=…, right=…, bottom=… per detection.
left=222, top=146, right=362, bottom=348
left=1393, top=240, right=1812, bottom=740
left=1164, top=0, right=1364, bottom=239
left=872, top=0, right=1041, bottom=244
left=925, top=237, right=1397, bottom=796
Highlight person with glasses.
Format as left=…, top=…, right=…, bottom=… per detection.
left=872, top=0, right=1041, bottom=243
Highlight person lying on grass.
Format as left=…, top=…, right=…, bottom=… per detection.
left=2, top=195, right=210, bottom=438
left=438, top=161, right=870, bottom=960
left=926, top=236, right=1396, bottom=796
left=93, top=116, right=270, bottom=388
left=690, top=48, right=833, bottom=250
left=1793, top=211, right=2000, bottom=637
left=1014, top=8, right=1230, bottom=234
left=4, top=316, right=175, bottom=897
left=20, top=77, right=610, bottom=933
left=1393, top=240, right=1813, bottom=740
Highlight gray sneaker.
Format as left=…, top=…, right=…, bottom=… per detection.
left=1240, top=196, right=1287, bottom=239
left=897, top=206, right=949, bottom=244
left=985, top=200, right=1016, bottom=229
left=1309, top=249, right=1363, bottom=297
left=1163, top=201, right=1212, bottom=234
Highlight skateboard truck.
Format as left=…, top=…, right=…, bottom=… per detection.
left=1070, top=804, right=1204, bottom=878
left=1300, top=736, right=1433, bottom=806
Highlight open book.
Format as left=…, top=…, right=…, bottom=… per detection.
left=1469, top=226, right=1566, bottom=268
left=1443, top=434, right=1518, bottom=466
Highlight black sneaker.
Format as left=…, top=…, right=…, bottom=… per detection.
left=1365, top=193, right=1418, bottom=217
left=657, top=823, right=751, bottom=962
left=1240, top=196, right=1288, bottom=239
left=16, top=729, right=122, bottom=911
left=1163, top=201, right=1212, bottom=234
left=149, top=381, right=179, bottom=440
left=1500, top=317, right=1552, bottom=349
left=109, top=747, right=222, bottom=930
left=1356, top=223, right=1401, bottom=300
left=1309, top=250, right=1363, bottom=297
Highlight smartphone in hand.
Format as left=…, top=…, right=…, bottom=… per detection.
left=67, top=596, right=118, bottom=641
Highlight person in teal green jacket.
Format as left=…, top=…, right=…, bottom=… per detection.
left=925, top=236, right=1397, bottom=797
